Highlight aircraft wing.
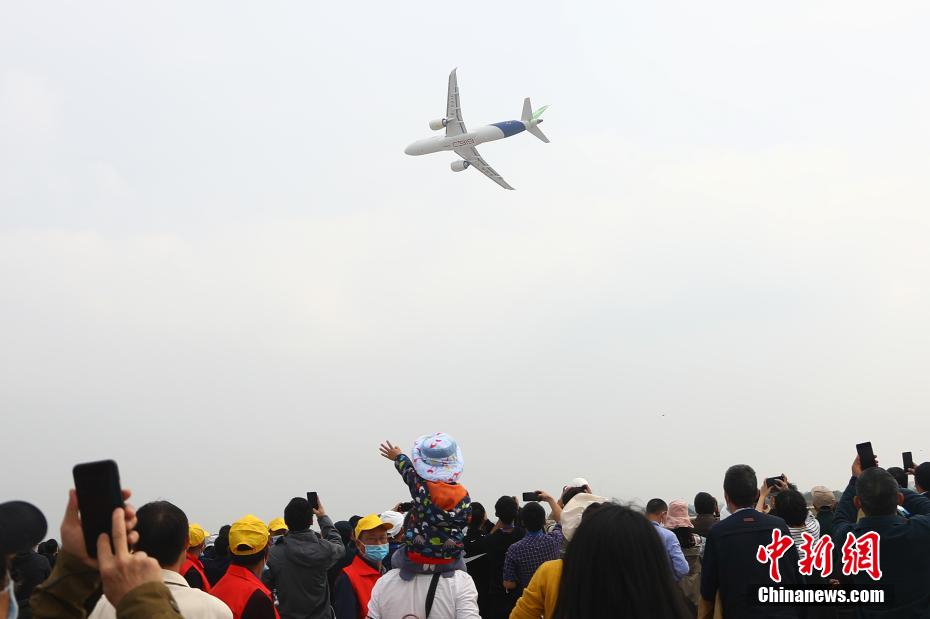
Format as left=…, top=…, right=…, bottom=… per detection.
left=454, top=145, right=515, bottom=190
left=445, top=69, right=467, bottom=137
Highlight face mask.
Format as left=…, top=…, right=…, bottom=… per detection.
left=3, top=579, right=17, bottom=619
left=363, top=543, right=389, bottom=562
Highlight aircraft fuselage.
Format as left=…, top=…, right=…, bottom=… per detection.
left=404, top=120, right=526, bottom=156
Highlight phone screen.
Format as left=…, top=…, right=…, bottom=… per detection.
left=73, top=460, right=124, bottom=558
left=522, top=492, right=540, bottom=502
left=903, top=452, right=914, bottom=470
left=856, top=442, right=877, bottom=470
left=307, top=492, right=319, bottom=510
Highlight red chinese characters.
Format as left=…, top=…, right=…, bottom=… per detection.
left=756, top=528, right=794, bottom=582
left=798, top=532, right=834, bottom=577
left=841, top=531, right=882, bottom=580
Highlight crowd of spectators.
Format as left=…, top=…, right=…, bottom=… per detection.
left=2, top=435, right=930, bottom=618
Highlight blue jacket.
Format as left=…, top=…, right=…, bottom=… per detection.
left=832, top=476, right=930, bottom=618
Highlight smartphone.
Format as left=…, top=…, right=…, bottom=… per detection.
left=306, top=492, right=319, bottom=510
left=73, top=460, right=124, bottom=558
left=522, top=491, right=541, bottom=502
left=765, top=475, right=786, bottom=489
left=903, top=452, right=915, bottom=471
left=397, top=501, right=414, bottom=513
left=856, top=442, right=877, bottom=470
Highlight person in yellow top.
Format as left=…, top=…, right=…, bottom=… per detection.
left=508, top=559, right=562, bottom=619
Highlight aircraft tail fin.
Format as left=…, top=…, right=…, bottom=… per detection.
left=522, top=97, right=549, bottom=142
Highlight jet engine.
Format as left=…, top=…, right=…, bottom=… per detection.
left=429, top=118, right=448, bottom=131
left=451, top=160, right=470, bottom=172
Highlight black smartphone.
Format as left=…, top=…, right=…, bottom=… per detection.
left=522, top=491, right=541, bottom=502
left=307, top=492, right=319, bottom=510
left=856, top=442, right=877, bottom=470
left=903, top=452, right=915, bottom=471
left=397, top=501, right=414, bottom=513
left=765, top=475, right=786, bottom=489
left=72, top=460, right=124, bottom=558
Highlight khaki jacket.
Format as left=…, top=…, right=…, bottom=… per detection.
left=30, top=551, right=181, bottom=619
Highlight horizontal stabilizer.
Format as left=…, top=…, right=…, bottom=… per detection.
left=527, top=124, right=549, bottom=143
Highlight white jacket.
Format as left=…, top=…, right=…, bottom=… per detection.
left=89, top=569, right=232, bottom=619
left=366, top=569, right=479, bottom=619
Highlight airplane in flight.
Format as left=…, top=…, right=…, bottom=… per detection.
left=404, top=69, right=549, bottom=190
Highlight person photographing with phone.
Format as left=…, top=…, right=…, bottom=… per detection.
left=28, top=488, right=183, bottom=618
left=262, top=496, right=345, bottom=619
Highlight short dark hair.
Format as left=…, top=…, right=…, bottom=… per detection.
left=645, top=498, right=667, bottom=515
left=694, top=492, right=716, bottom=515
left=856, top=468, right=900, bottom=517
left=230, top=546, right=267, bottom=568
left=560, top=486, right=586, bottom=507
left=494, top=496, right=519, bottom=525
left=134, top=501, right=188, bottom=568
left=723, top=464, right=758, bottom=508
left=772, top=489, right=808, bottom=527
left=284, top=498, right=312, bottom=531
left=886, top=467, right=908, bottom=489
left=915, top=462, right=930, bottom=492
left=520, top=502, right=546, bottom=532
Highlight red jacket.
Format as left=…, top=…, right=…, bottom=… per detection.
left=180, top=552, right=211, bottom=592
left=212, top=564, right=279, bottom=619
left=343, top=555, right=382, bottom=619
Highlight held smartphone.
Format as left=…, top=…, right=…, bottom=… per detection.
left=72, top=460, right=124, bottom=558
left=903, top=452, right=915, bottom=471
left=306, top=492, right=319, bottom=510
left=765, top=475, right=786, bottom=489
left=856, top=442, right=877, bottom=470
left=522, top=491, right=541, bottom=502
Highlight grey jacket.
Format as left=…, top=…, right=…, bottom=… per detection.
left=263, top=517, right=345, bottom=619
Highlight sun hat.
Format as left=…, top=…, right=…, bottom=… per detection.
left=811, top=486, right=836, bottom=509
left=354, top=514, right=392, bottom=540
left=561, top=493, right=607, bottom=542
left=664, top=499, right=694, bottom=530
left=412, top=432, right=463, bottom=483
left=0, top=501, right=47, bottom=555
left=229, top=514, right=269, bottom=555
left=379, top=510, right=405, bottom=537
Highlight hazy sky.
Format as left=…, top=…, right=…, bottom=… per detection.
left=3, top=1, right=930, bottom=532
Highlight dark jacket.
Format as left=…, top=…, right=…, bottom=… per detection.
left=692, top=513, right=719, bottom=538
left=832, top=477, right=930, bottom=618
left=700, top=508, right=802, bottom=618
left=12, top=550, right=51, bottom=618
left=262, top=517, right=346, bottom=619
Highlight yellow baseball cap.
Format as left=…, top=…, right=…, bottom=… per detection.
left=229, top=514, right=269, bottom=556
left=268, top=517, right=288, bottom=533
left=354, top=513, right=392, bottom=540
left=188, top=523, right=209, bottom=547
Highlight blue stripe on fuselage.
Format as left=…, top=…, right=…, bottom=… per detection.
left=491, top=120, right=526, bottom=137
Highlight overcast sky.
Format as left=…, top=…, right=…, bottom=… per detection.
left=3, top=1, right=930, bottom=532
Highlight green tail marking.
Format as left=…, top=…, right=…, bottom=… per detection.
left=532, top=105, right=549, bottom=120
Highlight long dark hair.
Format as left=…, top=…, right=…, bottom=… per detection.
left=552, top=503, right=689, bottom=619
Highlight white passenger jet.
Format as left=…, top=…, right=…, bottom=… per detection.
left=404, top=69, right=549, bottom=190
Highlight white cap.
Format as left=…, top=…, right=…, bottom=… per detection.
left=566, top=477, right=590, bottom=490
left=379, top=511, right=404, bottom=537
